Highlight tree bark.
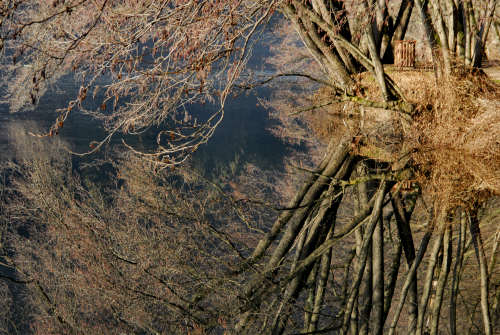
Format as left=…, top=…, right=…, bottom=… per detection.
left=361, top=0, right=392, bottom=101
left=356, top=171, right=372, bottom=335
left=450, top=212, right=466, bottom=335
left=414, top=0, right=440, bottom=72
left=248, top=138, right=339, bottom=266
left=469, top=210, right=493, bottom=335
left=429, top=224, right=452, bottom=335
left=308, top=230, right=334, bottom=332
left=428, top=0, right=453, bottom=73
left=387, top=229, right=434, bottom=335
left=264, top=139, right=350, bottom=273
left=268, top=158, right=352, bottom=334
left=383, top=215, right=402, bottom=325
left=371, top=211, right=385, bottom=335
left=341, top=181, right=388, bottom=334
left=416, top=214, right=446, bottom=335
left=392, top=193, right=418, bottom=334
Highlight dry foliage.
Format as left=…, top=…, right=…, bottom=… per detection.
left=299, top=68, right=500, bottom=211
left=407, top=70, right=500, bottom=209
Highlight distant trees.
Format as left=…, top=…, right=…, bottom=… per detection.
left=0, top=1, right=499, bottom=335
left=2, top=128, right=283, bottom=334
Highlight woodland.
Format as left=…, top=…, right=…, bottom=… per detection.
left=0, top=0, right=499, bottom=334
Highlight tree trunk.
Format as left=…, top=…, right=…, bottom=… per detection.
left=429, top=224, right=452, bottom=335
left=372, top=213, right=385, bottom=335
left=392, top=193, right=418, bottom=334
left=416, top=213, right=446, bottom=335
left=387, top=229, right=434, bottom=335
left=341, top=181, right=388, bottom=334
left=469, top=210, right=493, bottom=335
left=450, top=213, right=466, bottom=335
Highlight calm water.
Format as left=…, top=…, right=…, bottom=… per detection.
left=0, top=19, right=291, bottom=175
left=0, top=72, right=293, bottom=178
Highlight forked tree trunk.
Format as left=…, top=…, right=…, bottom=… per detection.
left=392, top=193, right=418, bottom=334
left=388, top=229, right=435, bottom=335
left=341, top=182, right=388, bottom=334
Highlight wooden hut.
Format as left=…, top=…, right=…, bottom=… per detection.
left=394, top=40, right=416, bottom=68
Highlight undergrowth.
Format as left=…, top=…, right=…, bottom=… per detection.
left=306, top=67, right=500, bottom=211
left=406, top=68, right=500, bottom=209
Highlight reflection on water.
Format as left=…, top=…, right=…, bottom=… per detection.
left=0, top=22, right=287, bottom=176
left=0, top=74, right=293, bottom=178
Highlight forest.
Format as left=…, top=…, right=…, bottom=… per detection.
left=0, top=0, right=499, bottom=334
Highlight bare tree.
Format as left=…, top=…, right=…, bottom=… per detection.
left=0, top=0, right=499, bottom=334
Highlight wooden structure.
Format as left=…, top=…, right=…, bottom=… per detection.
left=394, top=40, right=416, bottom=68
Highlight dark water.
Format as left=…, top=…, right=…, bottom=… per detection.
left=0, top=46, right=292, bottom=331
left=0, top=18, right=288, bottom=174
left=0, top=19, right=293, bottom=334
left=0, top=73, right=292, bottom=178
